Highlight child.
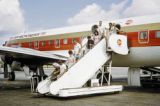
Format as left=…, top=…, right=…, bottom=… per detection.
left=66, top=50, right=75, bottom=68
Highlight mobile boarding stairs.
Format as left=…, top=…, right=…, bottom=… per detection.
left=32, top=34, right=129, bottom=97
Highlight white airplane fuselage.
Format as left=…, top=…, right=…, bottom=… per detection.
left=6, top=15, right=160, bottom=68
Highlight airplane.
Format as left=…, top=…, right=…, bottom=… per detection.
left=0, top=14, right=160, bottom=89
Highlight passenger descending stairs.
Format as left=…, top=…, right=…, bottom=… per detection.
left=37, top=34, right=128, bottom=96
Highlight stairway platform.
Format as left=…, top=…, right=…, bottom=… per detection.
left=58, top=85, right=123, bottom=97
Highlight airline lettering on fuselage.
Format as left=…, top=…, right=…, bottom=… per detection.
left=10, top=32, right=46, bottom=40
left=125, top=19, right=133, bottom=25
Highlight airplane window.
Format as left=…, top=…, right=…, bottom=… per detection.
left=49, top=40, right=53, bottom=45
left=34, top=41, right=38, bottom=47
left=29, top=42, right=32, bottom=48
left=42, top=41, right=45, bottom=46
left=55, top=39, right=60, bottom=48
left=139, top=31, right=148, bottom=39
left=156, top=31, right=160, bottom=38
left=72, top=38, right=76, bottom=43
left=63, top=38, right=68, bottom=44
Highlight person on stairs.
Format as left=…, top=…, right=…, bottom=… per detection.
left=66, top=50, right=76, bottom=68
left=73, top=40, right=82, bottom=62
left=86, top=36, right=94, bottom=52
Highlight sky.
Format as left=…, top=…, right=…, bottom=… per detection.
left=0, top=0, right=160, bottom=45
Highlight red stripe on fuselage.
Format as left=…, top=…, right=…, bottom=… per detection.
left=7, top=30, right=160, bottom=51
left=126, top=30, right=160, bottom=47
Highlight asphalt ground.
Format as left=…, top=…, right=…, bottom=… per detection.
left=0, top=78, right=160, bottom=106
left=0, top=68, right=160, bottom=106
left=0, top=86, right=160, bottom=106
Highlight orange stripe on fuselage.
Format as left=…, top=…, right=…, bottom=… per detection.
left=127, top=30, right=160, bottom=47
left=7, top=30, right=160, bottom=51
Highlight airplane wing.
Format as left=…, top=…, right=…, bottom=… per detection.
left=0, top=46, right=66, bottom=65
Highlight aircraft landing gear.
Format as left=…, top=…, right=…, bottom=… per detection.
left=3, top=63, right=15, bottom=81
left=3, top=62, right=8, bottom=78
left=8, top=71, right=15, bottom=81
left=1, top=55, right=15, bottom=81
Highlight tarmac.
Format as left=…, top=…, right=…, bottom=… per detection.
left=0, top=84, right=160, bottom=106
left=0, top=68, right=160, bottom=106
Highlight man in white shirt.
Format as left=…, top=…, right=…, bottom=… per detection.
left=52, top=61, right=67, bottom=80
left=58, top=60, right=67, bottom=78
left=73, top=40, right=82, bottom=61
left=98, top=21, right=105, bottom=38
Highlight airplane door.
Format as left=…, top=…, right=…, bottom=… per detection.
left=109, top=34, right=129, bottom=55
left=138, top=31, right=149, bottom=44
